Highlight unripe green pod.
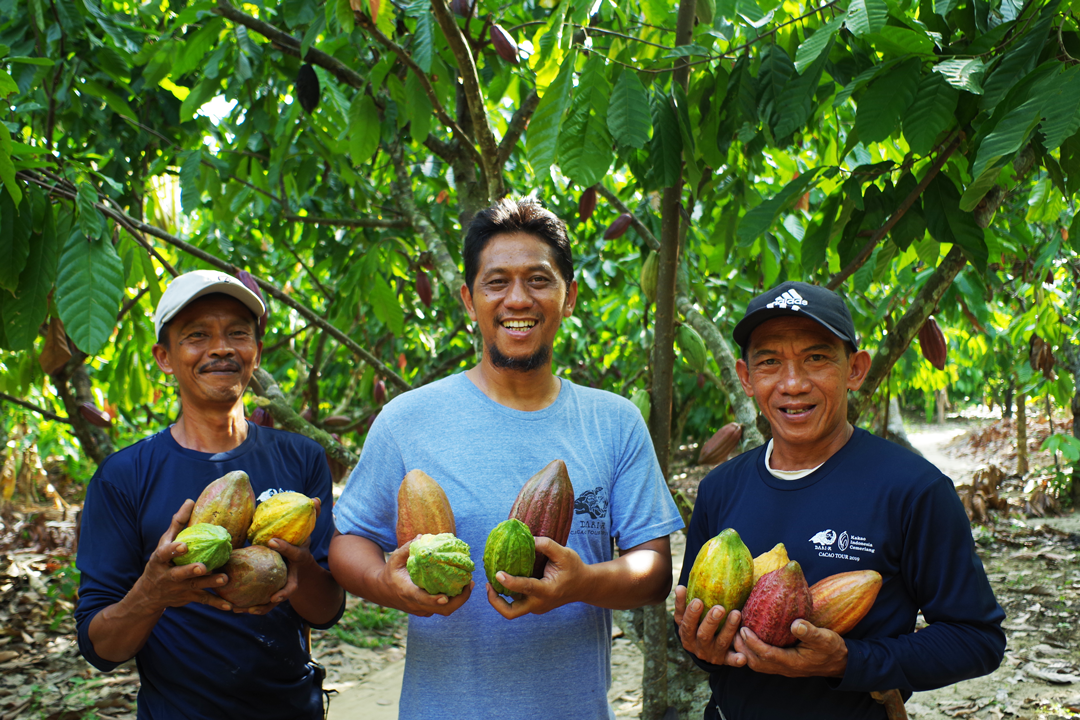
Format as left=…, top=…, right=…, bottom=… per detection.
left=174, top=523, right=232, bottom=571
left=696, top=0, right=715, bottom=24
left=686, top=528, right=754, bottom=612
left=677, top=324, right=708, bottom=373
left=641, top=250, right=659, bottom=304
left=406, top=533, right=474, bottom=597
left=484, top=519, right=536, bottom=597
left=630, top=388, right=651, bottom=424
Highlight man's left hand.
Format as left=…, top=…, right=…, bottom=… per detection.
left=733, top=618, right=848, bottom=678
left=486, top=536, right=588, bottom=619
left=233, top=498, right=322, bottom=615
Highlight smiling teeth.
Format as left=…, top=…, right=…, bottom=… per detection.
left=781, top=408, right=808, bottom=414
left=503, top=320, right=536, bottom=329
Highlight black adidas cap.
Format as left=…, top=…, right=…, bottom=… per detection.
left=732, top=281, right=858, bottom=352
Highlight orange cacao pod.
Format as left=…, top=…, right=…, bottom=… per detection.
left=509, top=459, right=574, bottom=578
left=808, top=569, right=882, bottom=636
left=190, top=470, right=256, bottom=549
left=698, top=422, right=742, bottom=466
left=248, top=491, right=317, bottom=547
left=396, top=469, right=456, bottom=547
left=603, top=213, right=632, bottom=240
left=579, top=186, right=597, bottom=222
left=918, top=316, right=947, bottom=371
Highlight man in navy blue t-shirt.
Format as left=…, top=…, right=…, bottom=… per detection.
left=674, top=282, right=1005, bottom=719
left=75, top=270, right=345, bottom=720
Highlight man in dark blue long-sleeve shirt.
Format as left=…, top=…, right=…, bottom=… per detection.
left=674, top=282, right=1005, bottom=719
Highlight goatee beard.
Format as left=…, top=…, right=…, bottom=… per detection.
left=489, top=343, right=550, bottom=371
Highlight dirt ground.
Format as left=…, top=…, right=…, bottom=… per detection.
left=1, top=415, right=1078, bottom=719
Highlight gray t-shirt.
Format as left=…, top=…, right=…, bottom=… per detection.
left=334, top=373, right=684, bottom=720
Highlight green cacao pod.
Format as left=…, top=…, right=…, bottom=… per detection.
left=686, top=528, right=754, bottom=612
left=406, top=533, right=475, bottom=597
left=248, top=491, right=317, bottom=547
left=509, top=459, right=574, bottom=578
left=484, top=519, right=536, bottom=597
left=695, top=0, right=715, bottom=24
left=640, top=250, right=659, bottom=304
left=174, top=523, right=232, bottom=571
left=629, top=388, right=651, bottom=424
left=190, top=470, right=256, bottom=549
left=741, top=560, right=813, bottom=647
left=677, top=324, right=708, bottom=373
left=218, top=545, right=288, bottom=608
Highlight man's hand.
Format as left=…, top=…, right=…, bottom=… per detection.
left=673, top=585, right=746, bottom=667
left=234, top=497, right=322, bottom=616
left=733, top=619, right=848, bottom=678
left=487, top=536, right=589, bottom=619
left=378, top=539, right=473, bottom=617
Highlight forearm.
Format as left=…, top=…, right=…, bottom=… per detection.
left=288, top=561, right=345, bottom=626
left=577, top=540, right=672, bottom=610
left=328, top=534, right=400, bottom=610
left=86, top=579, right=165, bottom=663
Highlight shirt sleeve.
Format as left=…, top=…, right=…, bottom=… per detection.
left=837, top=476, right=1006, bottom=693
left=332, top=411, right=406, bottom=552
left=303, top=443, right=346, bottom=630
left=608, top=403, right=685, bottom=551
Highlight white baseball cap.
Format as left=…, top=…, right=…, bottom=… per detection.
left=154, top=270, right=266, bottom=341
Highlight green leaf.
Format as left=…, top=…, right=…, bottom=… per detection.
left=647, top=90, right=682, bottom=189
left=932, top=58, right=986, bottom=94
left=607, top=71, right=651, bottom=149
left=179, top=77, right=219, bottom=122
left=179, top=151, right=202, bottom=213
left=795, top=14, right=845, bottom=73
left=349, top=95, right=381, bottom=166
left=79, top=78, right=136, bottom=120
left=405, top=73, right=432, bottom=143
left=757, top=45, right=794, bottom=122
left=139, top=248, right=162, bottom=308
left=170, top=19, right=223, bottom=79
left=903, top=72, right=958, bottom=156
left=367, top=272, right=404, bottom=337
left=855, top=59, right=920, bottom=144
left=335, top=0, right=355, bottom=33
left=980, top=5, right=1056, bottom=110
left=914, top=234, right=940, bottom=265
left=558, top=94, right=614, bottom=188
left=0, top=68, right=17, bottom=97
left=526, top=50, right=577, bottom=181
left=0, top=186, right=31, bottom=293
left=55, top=230, right=126, bottom=355
left=76, top=183, right=105, bottom=240
left=922, top=174, right=988, bottom=272
left=866, top=26, right=935, bottom=57
left=738, top=168, right=825, bottom=245
left=3, top=192, right=58, bottom=350
left=802, top=193, right=840, bottom=272
left=846, top=0, right=887, bottom=36
left=774, top=35, right=831, bottom=138
left=1038, top=65, right=1080, bottom=150
left=410, top=7, right=436, bottom=73
left=0, top=123, right=21, bottom=208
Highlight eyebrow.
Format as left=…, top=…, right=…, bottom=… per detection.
left=750, top=342, right=838, bottom=359
left=481, top=263, right=555, bottom=277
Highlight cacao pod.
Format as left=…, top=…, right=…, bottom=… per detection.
left=248, top=491, right=317, bottom=547
left=218, top=545, right=288, bottom=608
left=579, top=186, right=598, bottom=222
left=236, top=270, right=268, bottom=335
left=450, top=0, right=471, bottom=16
left=698, top=422, right=742, bottom=466
left=323, top=415, right=352, bottom=428
left=396, top=469, right=456, bottom=547
left=483, top=518, right=535, bottom=597
left=918, top=316, right=947, bottom=371
left=677, top=324, right=708, bottom=373
left=80, top=402, right=112, bottom=428
left=490, top=24, right=519, bottom=64
left=373, top=378, right=387, bottom=405
left=249, top=407, right=275, bottom=428
left=296, top=64, right=320, bottom=114
left=686, top=528, right=755, bottom=612
left=406, top=533, right=474, bottom=597
left=640, top=250, right=659, bottom=304
left=603, top=213, right=632, bottom=240
left=174, top=523, right=232, bottom=571
left=416, top=269, right=433, bottom=308
left=189, top=470, right=256, bottom=549
left=629, top=388, right=651, bottom=424
left=808, top=569, right=882, bottom=636
left=326, top=433, right=350, bottom=484
left=509, top=459, right=574, bottom=578
left=741, top=561, right=813, bottom=647
left=695, top=0, right=715, bottom=24
left=1028, top=334, right=1056, bottom=380
left=751, top=542, right=789, bottom=585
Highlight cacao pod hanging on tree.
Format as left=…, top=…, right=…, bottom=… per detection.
left=676, top=324, right=708, bottom=373
left=579, top=186, right=597, bottom=222
left=80, top=402, right=112, bottom=428
left=490, top=25, right=519, bottom=64
left=1028, top=334, right=1056, bottom=380
left=249, top=407, right=275, bottom=428
left=698, top=422, right=742, bottom=465
left=917, top=316, right=947, bottom=371
left=416, top=269, right=432, bottom=308
left=296, top=64, right=320, bottom=114
left=640, top=250, right=659, bottom=304
left=603, top=213, right=632, bottom=240
left=373, top=378, right=387, bottom=405
left=236, top=270, right=269, bottom=335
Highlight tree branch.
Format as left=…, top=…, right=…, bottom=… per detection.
left=0, top=392, right=72, bottom=424
left=594, top=186, right=659, bottom=250
left=497, top=89, right=539, bottom=168
left=285, top=214, right=411, bottom=228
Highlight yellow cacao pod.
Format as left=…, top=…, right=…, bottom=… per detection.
left=248, top=491, right=317, bottom=547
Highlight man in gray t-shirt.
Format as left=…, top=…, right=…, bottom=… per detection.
left=330, top=198, right=683, bottom=719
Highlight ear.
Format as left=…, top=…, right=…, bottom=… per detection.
left=562, top=280, right=578, bottom=317
left=460, top=283, right=477, bottom=321
left=735, top=358, right=754, bottom=398
left=846, top=349, right=872, bottom=392
left=152, top=343, right=175, bottom=376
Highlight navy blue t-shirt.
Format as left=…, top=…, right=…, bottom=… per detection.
left=75, top=422, right=343, bottom=720
left=680, top=428, right=1005, bottom=720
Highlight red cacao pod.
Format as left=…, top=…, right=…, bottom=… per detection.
left=451, top=0, right=471, bottom=16
left=249, top=407, right=275, bottom=428
left=509, top=459, right=574, bottom=578
left=190, top=470, right=256, bottom=549
left=603, top=213, right=632, bottom=240
left=323, top=415, right=351, bottom=428
left=416, top=269, right=433, bottom=308
left=80, top=402, right=112, bottom=428
left=373, top=378, right=386, bottom=405
left=579, top=186, right=598, bottom=222
left=490, top=24, right=519, bottom=64
left=236, top=270, right=269, bottom=335
left=741, top=561, right=813, bottom=648
left=396, top=469, right=456, bottom=547
left=917, top=316, right=947, bottom=371
left=808, top=570, right=882, bottom=636
left=698, top=422, right=742, bottom=466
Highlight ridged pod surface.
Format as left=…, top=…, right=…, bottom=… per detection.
left=686, top=528, right=754, bottom=612
left=190, top=470, right=256, bottom=549
left=603, top=213, right=632, bottom=240
left=808, top=570, right=882, bottom=635
left=248, top=491, right=317, bottom=547
left=218, top=545, right=287, bottom=608
left=484, top=519, right=536, bottom=597
left=640, top=251, right=659, bottom=304
left=751, top=543, right=789, bottom=585
left=579, top=186, right=597, bottom=222
left=490, top=24, right=519, bottom=64
left=918, top=316, right=948, bottom=371
left=741, top=561, right=813, bottom=647
left=698, top=423, right=742, bottom=466
left=396, top=469, right=456, bottom=547
left=509, top=459, right=574, bottom=578
left=406, top=533, right=474, bottom=597
left=174, top=524, right=232, bottom=571
left=677, top=325, right=708, bottom=373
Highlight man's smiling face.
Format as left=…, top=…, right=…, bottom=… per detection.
left=461, top=232, right=577, bottom=373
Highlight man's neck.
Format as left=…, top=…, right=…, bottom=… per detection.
left=170, top=403, right=249, bottom=454
left=465, top=360, right=562, bottom=412
left=768, top=422, right=854, bottom=472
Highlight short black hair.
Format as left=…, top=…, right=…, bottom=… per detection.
left=156, top=292, right=263, bottom=348
left=463, top=198, right=574, bottom=292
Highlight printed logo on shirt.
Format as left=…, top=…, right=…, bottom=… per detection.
left=765, top=288, right=808, bottom=311
left=573, top=486, right=609, bottom=536
left=809, top=528, right=875, bottom=562
left=256, top=488, right=287, bottom=503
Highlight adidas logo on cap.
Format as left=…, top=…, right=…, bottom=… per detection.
left=765, top=289, right=808, bottom=311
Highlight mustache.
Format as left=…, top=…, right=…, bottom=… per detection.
left=198, top=360, right=241, bottom=373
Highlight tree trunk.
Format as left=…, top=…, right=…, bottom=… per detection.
left=936, top=388, right=947, bottom=425
left=1016, top=392, right=1028, bottom=476
left=1003, top=379, right=1014, bottom=419
left=1072, top=390, right=1080, bottom=507
left=52, top=355, right=114, bottom=465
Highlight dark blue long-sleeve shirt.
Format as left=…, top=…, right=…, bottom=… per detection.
left=680, top=428, right=1006, bottom=719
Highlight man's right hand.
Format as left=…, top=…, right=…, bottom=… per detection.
left=673, top=584, right=747, bottom=668
left=132, top=499, right=232, bottom=612
left=377, top=539, right=473, bottom=617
